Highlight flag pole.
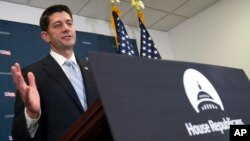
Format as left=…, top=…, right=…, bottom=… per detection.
left=132, top=0, right=145, bottom=22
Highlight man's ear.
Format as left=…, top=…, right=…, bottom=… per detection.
left=41, top=31, right=50, bottom=43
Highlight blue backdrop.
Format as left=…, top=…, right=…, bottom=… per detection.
left=0, top=19, right=138, bottom=141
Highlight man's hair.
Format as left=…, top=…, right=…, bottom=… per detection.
left=39, top=5, right=73, bottom=31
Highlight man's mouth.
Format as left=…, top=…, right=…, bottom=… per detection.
left=62, top=35, right=72, bottom=39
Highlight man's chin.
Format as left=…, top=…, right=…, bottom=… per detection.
left=63, top=42, right=75, bottom=48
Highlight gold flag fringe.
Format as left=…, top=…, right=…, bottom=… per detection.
left=111, top=4, right=122, bottom=48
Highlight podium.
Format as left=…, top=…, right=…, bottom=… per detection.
left=60, top=98, right=113, bottom=141
left=61, top=52, right=250, bottom=141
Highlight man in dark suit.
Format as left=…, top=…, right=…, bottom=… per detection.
left=11, top=5, right=99, bottom=141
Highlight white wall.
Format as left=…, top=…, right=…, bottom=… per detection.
left=169, top=0, right=250, bottom=79
left=0, top=1, right=173, bottom=60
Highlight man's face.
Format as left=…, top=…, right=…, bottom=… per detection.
left=43, top=11, right=76, bottom=51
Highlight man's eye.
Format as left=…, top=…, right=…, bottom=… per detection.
left=67, top=22, right=73, bottom=26
left=54, top=25, right=59, bottom=28
left=54, top=24, right=61, bottom=28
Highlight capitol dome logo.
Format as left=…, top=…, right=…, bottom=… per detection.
left=183, top=68, right=224, bottom=113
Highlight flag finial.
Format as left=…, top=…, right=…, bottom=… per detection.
left=132, top=0, right=145, bottom=11
left=111, top=0, right=120, bottom=4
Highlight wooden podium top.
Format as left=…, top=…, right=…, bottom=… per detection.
left=60, top=99, right=113, bottom=141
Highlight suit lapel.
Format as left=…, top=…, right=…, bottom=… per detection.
left=41, top=55, right=84, bottom=111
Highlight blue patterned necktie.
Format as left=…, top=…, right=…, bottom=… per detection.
left=64, top=60, right=87, bottom=111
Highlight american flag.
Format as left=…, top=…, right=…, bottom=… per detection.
left=4, top=92, right=16, bottom=97
left=139, top=18, right=161, bottom=59
left=112, top=10, right=137, bottom=56
left=0, top=49, right=11, bottom=56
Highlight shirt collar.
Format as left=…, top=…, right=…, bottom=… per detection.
left=50, top=50, right=77, bottom=67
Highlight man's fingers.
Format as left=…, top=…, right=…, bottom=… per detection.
left=19, top=85, right=33, bottom=111
left=11, top=66, right=17, bottom=84
left=11, top=63, right=40, bottom=115
left=11, top=63, right=28, bottom=94
left=14, top=63, right=21, bottom=72
left=28, top=72, right=36, bottom=88
left=11, top=63, right=21, bottom=85
left=23, top=86, right=40, bottom=115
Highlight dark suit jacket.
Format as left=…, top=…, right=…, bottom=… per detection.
left=12, top=54, right=99, bottom=141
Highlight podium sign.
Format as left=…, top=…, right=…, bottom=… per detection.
left=88, top=52, right=250, bottom=141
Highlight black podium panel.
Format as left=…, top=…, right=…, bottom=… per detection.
left=88, top=52, right=250, bottom=141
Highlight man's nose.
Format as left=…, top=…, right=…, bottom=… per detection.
left=62, top=23, right=70, bottom=32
